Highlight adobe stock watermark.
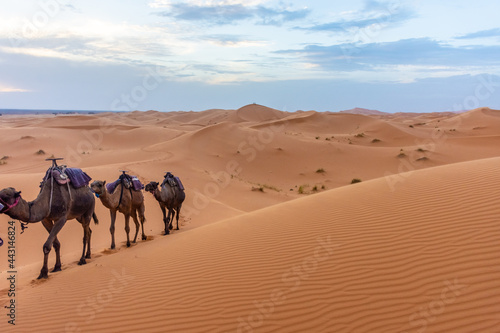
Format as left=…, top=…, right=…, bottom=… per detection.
left=402, top=278, right=468, bottom=333
left=63, top=66, right=165, bottom=167
left=341, top=0, right=406, bottom=61
left=183, top=122, right=285, bottom=219
left=110, top=67, right=165, bottom=112
left=385, top=73, right=500, bottom=191
left=236, top=236, right=340, bottom=333
left=9, top=0, right=64, bottom=47
left=64, top=267, right=135, bottom=332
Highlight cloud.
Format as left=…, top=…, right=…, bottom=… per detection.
left=201, top=34, right=266, bottom=47
left=276, top=38, right=500, bottom=72
left=456, top=28, right=500, bottom=39
left=155, top=3, right=310, bottom=26
left=0, top=19, right=183, bottom=67
left=299, top=0, right=415, bottom=33
left=0, top=87, right=29, bottom=93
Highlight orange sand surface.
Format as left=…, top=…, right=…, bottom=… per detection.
left=0, top=105, right=499, bottom=332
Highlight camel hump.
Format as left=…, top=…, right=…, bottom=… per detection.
left=163, top=173, right=184, bottom=191
left=65, top=168, right=92, bottom=188
left=107, top=173, right=144, bottom=194
left=42, top=166, right=92, bottom=188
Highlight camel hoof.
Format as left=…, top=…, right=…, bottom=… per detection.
left=85, top=254, right=91, bottom=259
left=127, top=242, right=131, bottom=247
left=51, top=266, right=62, bottom=273
left=110, top=245, right=115, bottom=250
left=142, top=235, right=147, bottom=240
left=169, top=224, right=173, bottom=230
left=78, top=259, right=87, bottom=266
left=37, top=273, right=48, bottom=279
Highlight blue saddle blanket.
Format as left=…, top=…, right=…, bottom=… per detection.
left=42, top=167, right=92, bottom=188
left=163, top=174, right=184, bottom=191
left=65, top=168, right=92, bottom=188
left=106, top=175, right=143, bottom=194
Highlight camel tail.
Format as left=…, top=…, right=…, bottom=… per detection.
left=92, top=212, right=99, bottom=225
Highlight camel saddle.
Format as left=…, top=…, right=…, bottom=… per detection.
left=163, top=172, right=184, bottom=191
left=106, top=173, right=144, bottom=194
left=42, top=166, right=92, bottom=189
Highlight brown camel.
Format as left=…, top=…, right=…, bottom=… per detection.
left=91, top=179, right=146, bottom=249
left=145, top=178, right=185, bottom=235
left=0, top=170, right=98, bottom=279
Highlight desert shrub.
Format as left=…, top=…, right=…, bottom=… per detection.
left=262, top=184, right=280, bottom=192
left=316, top=168, right=326, bottom=174
left=351, top=178, right=362, bottom=184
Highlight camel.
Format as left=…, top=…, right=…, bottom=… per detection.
left=145, top=176, right=185, bottom=235
left=91, top=175, right=147, bottom=249
left=0, top=161, right=98, bottom=279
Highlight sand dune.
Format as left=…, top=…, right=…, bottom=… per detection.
left=6, top=157, right=500, bottom=332
left=0, top=106, right=499, bottom=332
left=236, top=104, right=287, bottom=122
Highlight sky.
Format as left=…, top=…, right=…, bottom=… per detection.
left=1, top=0, right=500, bottom=113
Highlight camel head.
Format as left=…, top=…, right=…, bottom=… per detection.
left=145, top=181, right=159, bottom=194
left=0, top=187, right=22, bottom=215
left=90, top=180, right=106, bottom=197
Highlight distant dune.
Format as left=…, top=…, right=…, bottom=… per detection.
left=338, top=107, right=388, bottom=115
left=0, top=106, right=499, bottom=332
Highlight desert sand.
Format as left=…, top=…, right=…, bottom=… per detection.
left=0, top=105, right=499, bottom=332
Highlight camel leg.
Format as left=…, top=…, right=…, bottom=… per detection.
left=131, top=210, right=140, bottom=243
left=167, top=208, right=174, bottom=230
left=175, top=205, right=182, bottom=230
left=124, top=214, right=131, bottom=247
left=40, top=219, right=62, bottom=273
left=78, top=217, right=91, bottom=265
left=161, top=205, right=169, bottom=235
left=139, top=202, right=147, bottom=240
left=109, top=210, right=117, bottom=249
left=52, top=237, right=62, bottom=272
left=39, top=217, right=68, bottom=279
left=86, top=227, right=92, bottom=259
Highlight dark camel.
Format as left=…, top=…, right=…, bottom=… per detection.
left=145, top=180, right=185, bottom=235
left=0, top=177, right=98, bottom=279
left=90, top=180, right=146, bottom=249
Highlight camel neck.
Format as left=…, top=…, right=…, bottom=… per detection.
left=154, top=189, right=162, bottom=201
left=27, top=182, right=53, bottom=222
left=10, top=189, right=50, bottom=223
left=98, top=187, right=118, bottom=209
